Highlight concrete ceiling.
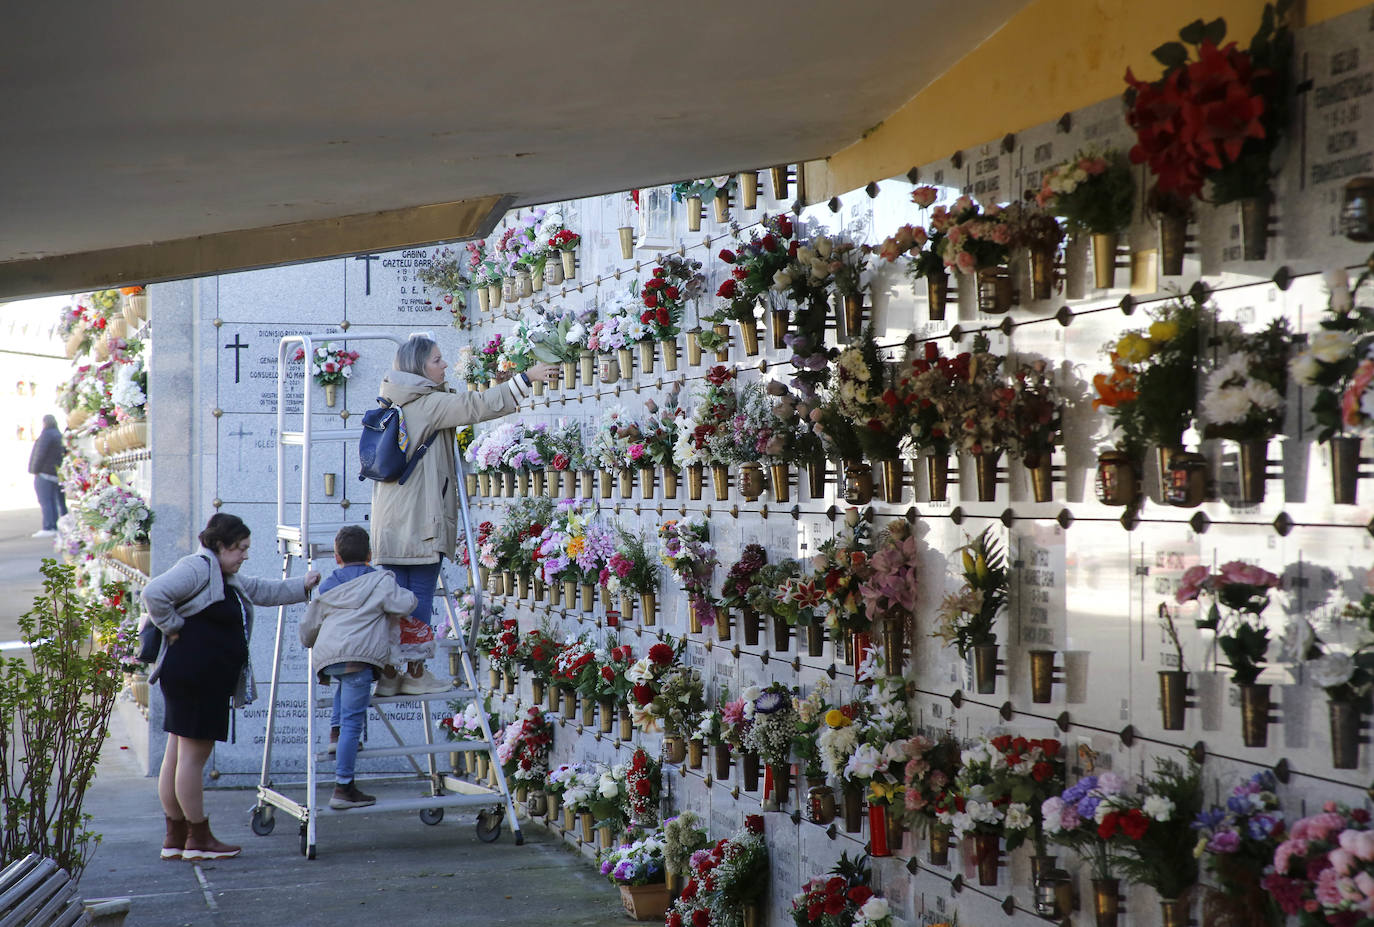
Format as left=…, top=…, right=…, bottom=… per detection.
left=0, top=0, right=1029, bottom=298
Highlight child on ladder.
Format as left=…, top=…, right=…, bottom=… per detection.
left=299, top=526, right=418, bottom=810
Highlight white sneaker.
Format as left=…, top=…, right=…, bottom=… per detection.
left=398, top=668, right=452, bottom=696
left=373, top=674, right=402, bottom=698
left=31, top=529, right=56, bottom=538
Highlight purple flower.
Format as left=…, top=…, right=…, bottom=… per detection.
left=754, top=690, right=786, bottom=714
left=600, top=860, right=613, bottom=875
left=1249, top=814, right=1280, bottom=839
left=1206, top=831, right=1242, bottom=854
left=1062, top=777, right=1096, bottom=804
left=1193, top=808, right=1227, bottom=831
left=1076, top=795, right=1101, bottom=820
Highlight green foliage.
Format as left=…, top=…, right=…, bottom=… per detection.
left=1111, top=756, right=1203, bottom=900
left=0, top=561, right=123, bottom=879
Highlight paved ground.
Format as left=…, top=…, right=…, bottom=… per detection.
left=0, top=506, right=624, bottom=927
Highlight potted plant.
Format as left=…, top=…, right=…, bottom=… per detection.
left=600, top=828, right=668, bottom=920
left=932, top=527, right=1007, bottom=693
left=1175, top=560, right=1282, bottom=747
left=1035, top=147, right=1134, bottom=289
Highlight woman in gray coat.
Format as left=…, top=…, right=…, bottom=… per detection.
left=141, top=513, right=320, bottom=861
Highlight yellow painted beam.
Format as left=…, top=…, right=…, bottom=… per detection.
left=814, top=0, right=1369, bottom=199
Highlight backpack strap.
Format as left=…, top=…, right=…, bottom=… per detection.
left=397, top=426, right=439, bottom=486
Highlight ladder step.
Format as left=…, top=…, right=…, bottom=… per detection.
left=313, top=688, right=474, bottom=709
left=318, top=740, right=492, bottom=761
left=313, top=791, right=506, bottom=817
left=280, top=430, right=359, bottom=445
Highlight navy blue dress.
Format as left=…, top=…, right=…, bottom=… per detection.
left=159, top=587, right=249, bottom=742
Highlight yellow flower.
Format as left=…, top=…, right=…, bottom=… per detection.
left=1115, top=332, right=1151, bottom=364
left=1149, top=319, right=1179, bottom=343
left=869, top=781, right=905, bottom=803
left=824, top=709, right=850, bottom=728
left=566, top=536, right=586, bottom=559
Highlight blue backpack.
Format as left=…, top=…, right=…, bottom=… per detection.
left=357, top=397, right=436, bottom=485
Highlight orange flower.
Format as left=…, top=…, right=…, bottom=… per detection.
left=1092, top=353, right=1138, bottom=409
left=118, top=286, right=144, bottom=296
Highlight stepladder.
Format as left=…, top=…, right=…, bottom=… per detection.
left=250, top=331, right=522, bottom=858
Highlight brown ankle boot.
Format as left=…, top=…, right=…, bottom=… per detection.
left=183, top=818, right=241, bottom=860
left=161, top=816, right=188, bottom=860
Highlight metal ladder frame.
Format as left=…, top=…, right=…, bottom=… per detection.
left=250, top=332, right=522, bottom=857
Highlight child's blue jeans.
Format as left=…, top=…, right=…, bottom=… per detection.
left=325, top=666, right=374, bottom=784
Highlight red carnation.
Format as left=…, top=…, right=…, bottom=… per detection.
left=664, top=285, right=680, bottom=300
left=1098, top=812, right=1120, bottom=840
left=601, top=666, right=615, bottom=682
left=716, top=279, right=737, bottom=299
left=668, top=913, right=683, bottom=927
left=760, top=234, right=778, bottom=252
left=1031, top=761, right=1053, bottom=782
left=692, top=910, right=709, bottom=927
left=824, top=896, right=846, bottom=916
left=718, top=249, right=736, bottom=263
left=848, top=886, right=874, bottom=906
left=1120, top=809, right=1150, bottom=840
left=648, top=643, right=673, bottom=666
left=656, top=307, right=670, bottom=325
left=635, top=779, right=651, bottom=796
left=641, top=310, right=656, bottom=324
left=744, top=814, right=764, bottom=834
left=644, top=292, right=659, bottom=308
left=632, top=683, right=653, bottom=705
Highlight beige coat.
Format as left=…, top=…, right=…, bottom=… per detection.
left=370, top=371, right=531, bottom=564
left=140, top=546, right=310, bottom=706
left=298, top=569, right=417, bottom=679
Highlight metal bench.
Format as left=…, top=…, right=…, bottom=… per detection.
left=0, top=855, right=90, bottom=927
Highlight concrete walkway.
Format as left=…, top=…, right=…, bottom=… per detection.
left=0, top=508, right=624, bottom=927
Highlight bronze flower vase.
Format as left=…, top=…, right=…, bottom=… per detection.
left=1159, top=670, right=1189, bottom=730
left=806, top=619, right=825, bottom=657
left=531, top=679, right=546, bottom=705
left=743, top=904, right=761, bottom=927
left=547, top=684, right=561, bottom=713
left=927, top=272, right=949, bottom=321
left=687, top=463, right=704, bottom=500
left=640, top=593, right=657, bottom=626
left=973, top=832, right=1001, bottom=885
left=716, top=610, right=732, bottom=642
left=600, top=701, right=615, bottom=734
left=735, top=319, right=760, bottom=356
left=928, top=823, right=951, bottom=865
left=686, top=329, right=702, bottom=367
left=616, top=347, right=633, bottom=379
left=662, top=338, right=678, bottom=371
left=560, top=359, right=576, bottom=389
left=973, top=450, right=1001, bottom=502
left=580, top=695, right=596, bottom=727
left=927, top=454, right=950, bottom=502
left=1330, top=699, right=1363, bottom=769
left=638, top=339, right=655, bottom=376
left=843, top=294, right=864, bottom=339
left=662, top=467, right=679, bottom=500
left=768, top=763, right=791, bottom=808
left=618, top=469, right=634, bottom=499
left=976, top=266, right=1013, bottom=314
left=712, top=323, right=731, bottom=362
left=807, top=781, right=836, bottom=824
left=640, top=466, right=655, bottom=500
left=562, top=805, right=576, bottom=832
left=688, top=739, right=704, bottom=769
left=739, top=463, right=764, bottom=502
left=686, top=195, right=702, bottom=232
left=527, top=790, right=547, bottom=818
left=688, top=603, right=703, bottom=635
left=530, top=469, right=544, bottom=497
left=1028, top=649, right=1056, bottom=703
left=770, top=463, right=791, bottom=503
left=663, top=736, right=687, bottom=764
left=739, top=171, right=758, bottom=210
left=1027, top=453, right=1053, bottom=503
left=711, top=464, right=730, bottom=500
left=1159, top=897, right=1190, bottom=927
left=1331, top=436, right=1362, bottom=505
left=1029, top=246, right=1055, bottom=300
left=770, top=165, right=789, bottom=200
left=768, top=310, right=789, bottom=350
left=881, top=621, right=905, bottom=677
left=1091, top=231, right=1118, bottom=289
left=844, top=461, right=874, bottom=505
left=1237, top=439, right=1268, bottom=504
left=1159, top=213, right=1188, bottom=276
left=581, top=583, right=595, bottom=613
left=562, top=689, right=577, bottom=721
left=1095, top=450, right=1139, bottom=506
left=807, top=455, right=827, bottom=500
left=713, top=189, right=730, bottom=224
left=1240, top=683, right=1273, bottom=748
left=562, top=580, right=578, bottom=609
left=842, top=784, right=864, bottom=833
left=868, top=803, right=891, bottom=857
left=1240, top=195, right=1272, bottom=261
left=742, top=751, right=760, bottom=791
left=714, top=744, right=732, bottom=780
left=879, top=458, right=904, bottom=503
left=599, top=468, right=614, bottom=500
left=579, top=349, right=595, bottom=385
left=771, top=615, right=791, bottom=653
left=619, top=707, right=633, bottom=742
left=1092, top=878, right=1121, bottom=927
left=973, top=643, right=999, bottom=694
left=743, top=607, right=762, bottom=646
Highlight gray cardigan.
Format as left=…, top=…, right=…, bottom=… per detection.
left=140, top=546, right=310, bottom=707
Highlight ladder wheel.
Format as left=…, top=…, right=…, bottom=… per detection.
left=419, top=807, right=444, bottom=826
left=475, top=808, right=502, bottom=843
left=250, top=807, right=275, bottom=836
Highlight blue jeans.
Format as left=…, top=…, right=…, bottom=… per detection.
left=34, top=476, right=66, bottom=531
left=326, top=667, right=373, bottom=784
left=379, top=561, right=442, bottom=627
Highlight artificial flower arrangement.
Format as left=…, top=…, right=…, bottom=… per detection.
left=495, top=705, right=554, bottom=787
left=548, top=227, right=581, bottom=254
left=527, top=302, right=595, bottom=365
left=1200, top=318, right=1291, bottom=443
left=858, top=520, right=919, bottom=660
left=517, top=626, right=561, bottom=691
left=936, top=195, right=1013, bottom=275
left=1262, top=801, right=1374, bottom=926
left=1108, top=756, right=1203, bottom=908
left=790, top=681, right=832, bottom=781
left=943, top=335, right=1015, bottom=460
left=545, top=421, right=586, bottom=474
left=672, top=176, right=736, bottom=206
left=1092, top=296, right=1206, bottom=459
left=894, top=342, right=971, bottom=464
left=649, top=666, right=707, bottom=746
left=1042, top=771, right=1135, bottom=883
left=827, top=237, right=870, bottom=301
left=720, top=544, right=768, bottom=619
left=415, top=245, right=471, bottom=327
left=673, top=366, right=740, bottom=473
left=601, top=528, right=660, bottom=600
left=78, top=479, right=154, bottom=547
left=484, top=616, right=522, bottom=680
left=292, top=342, right=360, bottom=388
left=716, top=214, right=798, bottom=324
left=1175, top=560, right=1281, bottom=686
left=639, top=387, right=685, bottom=472
left=625, top=747, right=661, bottom=827
left=589, top=406, right=635, bottom=476
left=764, top=379, right=826, bottom=469
left=463, top=238, right=498, bottom=291
left=658, top=518, right=720, bottom=627
left=1281, top=584, right=1374, bottom=726
left=587, top=290, right=649, bottom=355
left=1007, top=359, right=1064, bottom=479
left=439, top=696, right=492, bottom=743
left=110, top=350, right=148, bottom=423
left=504, top=423, right=547, bottom=476
left=641, top=253, right=706, bottom=344
left=834, top=327, right=905, bottom=462
left=722, top=378, right=779, bottom=469
left=533, top=499, right=595, bottom=588
left=590, top=763, right=632, bottom=834
left=945, top=734, right=1065, bottom=863
left=900, top=731, right=962, bottom=838
left=664, top=812, right=712, bottom=889
left=1289, top=266, right=1374, bottom=444
left=626, top=639, right=683, bottom=732
left=468, top=422, right=521, bottom=477
left=474, top=333, right=507, bottom=386
left=552, top=635, right=599, bottom=698
left=789, top=853, right=883, bottom=927
left=742, top=682, right=799, bottom=782
left=810, top=508, right=875, bottom=639
left=843, top=673, right=914, bottom=820
left=590, top=638, right=637, bottom=706
left=1034, top=147, right=1135, bottom=237
left=816, top=701, right=861, bottom=786
left=667, top=815, right=769, bottom=927
left=932, top=527, right=1008, bottom=662
left=599, top=828, right=666, bottom=886
left=1193, top=770, right=1286, bottom=927
left=1123, top=7, right=1294, bottom=209
left=504, top=497, right=556, bottom=578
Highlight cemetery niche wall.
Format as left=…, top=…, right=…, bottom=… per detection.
left=129, top=6, right=1374, bottom=925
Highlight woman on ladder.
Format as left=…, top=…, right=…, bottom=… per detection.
left=369, top=334, right=558, bottom=695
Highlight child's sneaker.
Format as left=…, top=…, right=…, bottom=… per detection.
left=373, top=674, right=401, bottom=698
left=398, top=668, right=451, bottom=695
left=329, top=781, right=376, bottom=810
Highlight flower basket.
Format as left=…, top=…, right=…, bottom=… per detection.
left=618, top=883, right=669, bottom=921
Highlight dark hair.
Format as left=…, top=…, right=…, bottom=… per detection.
left=199, top=513, right=251, bottom=552
left=334, top=525, right=371, bottom=564
left=42, top=414, right=58, bottom=430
